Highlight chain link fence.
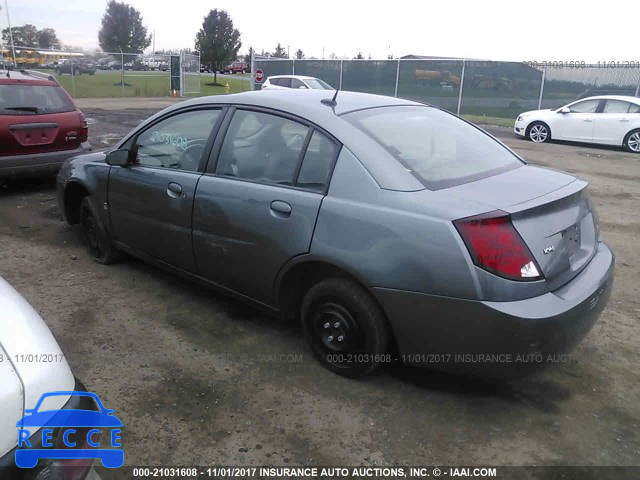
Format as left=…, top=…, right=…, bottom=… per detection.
left=252, top=57, right=640, bottom=119
left=1, top=46, right=201, bottom=98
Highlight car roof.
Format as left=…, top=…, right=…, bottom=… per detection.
left=0, top=69, right=59, bottom=85
left=267, top=75, right=323, bottom=81
left=577, top=95, right=640, bottom=104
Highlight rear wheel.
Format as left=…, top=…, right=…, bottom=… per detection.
left=79, top=197, right=121, bottom=264
left=55, top=68, right=61, bottom=75
left=624, top=129, right=640, bottom=153
left=527, top=121, right=551, bottom=143
left=301, top=278, right=389, bottom=377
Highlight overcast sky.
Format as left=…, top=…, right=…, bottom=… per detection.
left=0, top=0, right=631, bottom=61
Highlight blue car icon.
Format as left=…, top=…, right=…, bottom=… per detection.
left=15, top=391, right=124, bottom=468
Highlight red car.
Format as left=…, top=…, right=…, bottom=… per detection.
left=223, top=61, right=250, bottom=74
left=0, top=69, right=90, bottom=179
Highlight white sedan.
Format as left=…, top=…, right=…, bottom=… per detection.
left=0, top=277, right=99, bottom=479
left=260, top=75, right=334, bottom=90
left=514, top=95, right=640, bottom=153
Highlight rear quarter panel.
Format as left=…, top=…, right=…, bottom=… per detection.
left=311, top=148, right=487, bottom=300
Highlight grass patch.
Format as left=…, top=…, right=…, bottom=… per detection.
left=40, top=71, right=253, bottom=98
left=462, top=115, right=514, bottom=127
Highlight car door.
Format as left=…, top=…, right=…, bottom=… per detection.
left=107, top=107, right=224, bottom=272
left=553, top=98, right=601, bottom=141
left=593, top=99, right=640, bottom=145
left=192, top=108, right=340, bottom=306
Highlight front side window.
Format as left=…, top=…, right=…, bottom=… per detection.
left=343, top=105, right=522, bottom=189
left=134, top=109, right=221, bottom=171
left=0, top=85, right=74, bottom=115
left=304, top=78, right=334, bottom=90
left=291, top=79, right=307, bottom=89
left=568, top=99, right=600, bottom=113
left=217, top=110, right=310, bottom=185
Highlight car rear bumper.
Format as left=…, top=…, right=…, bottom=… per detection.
left=372, top=241, right=615, bottom=378
left=0, top=142, right=91, bottom=179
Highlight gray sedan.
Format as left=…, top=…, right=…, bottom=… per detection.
left=57, top=90, right=614, bottom=378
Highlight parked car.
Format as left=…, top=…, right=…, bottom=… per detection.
left=41, top=61, right=58, bottom=70
left=106, top=60, right=122, bottom=71
left=200, top=64, right=212, bottom=73
left=54, top=59, right=96, bottom=76
left=261, top=75, right=334, bottom=90
left=0, top=69, right=91, bottom=179
left=57, top=90, right=614, bottom=379
left=0, top=276, right=98, bottom=479
left=514, top=95, right=640, bottom=153
left=223, top=61, right=249, bottom=74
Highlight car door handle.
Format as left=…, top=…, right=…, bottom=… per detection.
left=583, top=119, right=593, bottom=122
left=620, top=119, right=630, bottom=122
left=270, top=200, right=292, bottom=217
left=167, top=182, right=182, bottom=198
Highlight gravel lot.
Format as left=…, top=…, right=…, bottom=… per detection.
left=1, top=102, right=638, bottom=477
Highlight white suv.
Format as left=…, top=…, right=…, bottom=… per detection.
left=261, top=75, right=334, bottom=90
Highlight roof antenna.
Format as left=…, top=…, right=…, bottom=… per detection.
left=321, top=88, right=339, bottom=107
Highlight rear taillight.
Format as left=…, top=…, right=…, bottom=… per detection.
left=454, top=211, right=543, bottom=281
left=78, top=111, right=88, bottom=142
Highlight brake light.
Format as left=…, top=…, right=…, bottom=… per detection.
left=454, top=211, right=542, bottom=281
left=78, top=112, right=88, bottom=142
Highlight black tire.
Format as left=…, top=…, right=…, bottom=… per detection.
left=79, top=197, right=121, bottom=264
left=526, top=121, right=551, bottom=143
left=301, top=278, right=390, bottom=377
left=55, top=68, right=61, bottom=75
left=623, top=129, right=640, bottom=154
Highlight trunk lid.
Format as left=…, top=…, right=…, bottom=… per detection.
left=448, top=165, right=598, bottom=289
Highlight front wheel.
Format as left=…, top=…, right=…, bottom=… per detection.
left=301, top=278, right=390, bottom=377
left=624, top=129, right=640, bottom=153
left=79, top=197, right=121, bottom=264
left=527, top=121, right=551, bottom=143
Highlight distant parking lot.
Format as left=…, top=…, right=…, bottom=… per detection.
left=1, top=103, right=638, bottom=474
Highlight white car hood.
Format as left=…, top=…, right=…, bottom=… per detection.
left=0, top=277, right=74, bottom=458
left=518, top=108, right=557, bottom=118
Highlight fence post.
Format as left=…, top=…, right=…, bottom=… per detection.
left=457, top=59, right=466, bottom=116
left=339, top=60, right=344, bottom=90
left=292, top=58, right=295, bottom=75
left=120, top=50, right=125, bottom=97
left=538, top=66, right=546, bottom=110
left=70, top=59, right=76, bottom=98
left=250, top=50, right=255, bottom=91
left=394, top=58, right=400, bottom=97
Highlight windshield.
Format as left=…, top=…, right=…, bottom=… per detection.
left=0, top=84, right=75, bottom=115
left=343, top=105, right=523, bottom=189
left=305, top=78, right=333, bottom=90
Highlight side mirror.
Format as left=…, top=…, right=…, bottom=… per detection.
left=559, top=107, right=571, bottom=114
left=298, top=85, right=308, bottom=89
left=106, top=149, right=131, bottom=167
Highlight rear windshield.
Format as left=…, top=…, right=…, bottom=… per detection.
left=0, top=84, right=75, bottom=115
left=343, top=105, right=523, bottom=189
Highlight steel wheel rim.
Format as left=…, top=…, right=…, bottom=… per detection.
left=628, top=132, right=640, bottom=152
left=530, top=124, right=548, bottom=143
left=311, top=301, right=364, bottom=367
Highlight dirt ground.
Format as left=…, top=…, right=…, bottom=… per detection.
left=1, top=103, right=638, bottom=477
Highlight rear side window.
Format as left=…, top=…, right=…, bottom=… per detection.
left=343, top=105, right=522, bottom=189
left=297, top=131, right=338, bottom=192
left=217, top=110, right=309, bottom=184
left=0, top=84, right=75, bottom=115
